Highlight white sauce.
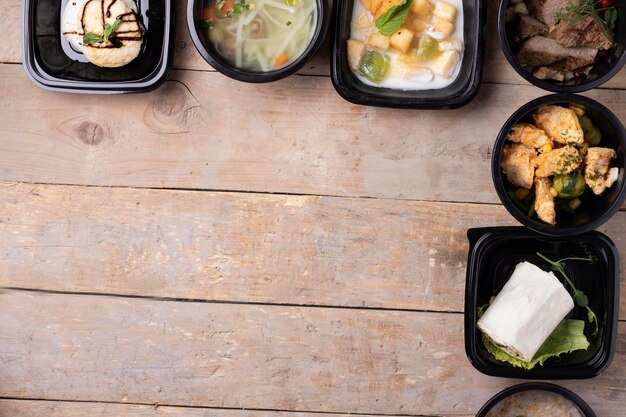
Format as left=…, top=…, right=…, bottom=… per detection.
left=349, top=0, right=464, bottom=90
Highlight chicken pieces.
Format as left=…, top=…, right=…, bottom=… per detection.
left=534, top=177, right=556, bottom=225
left=585, top=147, right=617, bottom=195
left=506, top=123, right=551, bottom=149
left=534, top=145, right=582, bottom=177
left=501, top=104, right=621, bottom=226
left=533, top=105, right=584, bottom=146
left=501, top=143, right=537, bottom=189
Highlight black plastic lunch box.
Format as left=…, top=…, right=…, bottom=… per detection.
left=476, top=382, right=597, bottom=417
left=331, top=0, right=486, bottom=109
left=464, top=227, right=620, bottom=379
left=23, top=0, right=175, bottom=93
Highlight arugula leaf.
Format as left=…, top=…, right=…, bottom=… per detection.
left=482, top=319, right=590, bottom=369
left=375, top=0, right=413, bottom=36
left=477, top=303, right=489, bottom=318
left=536, top=252, right=600, bottom=338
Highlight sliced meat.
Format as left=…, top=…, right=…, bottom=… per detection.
left=552, top=15, right=613, bottom=50
left=517, top=36, right=597, bottom=70
left=517, top=14, right=548, bottom=40
left=507, top=123, right=552, bottom=149
left=501, top=143, right=537, bottom=189
left=533, top=105, right=584, bottom=145
left=534, top=145, right=583, bottom=177
left=528, top=0, right=579, bottom=27
left=584, top=147, right=617, bottom=195
left=534, top=177, right=556, bottom=225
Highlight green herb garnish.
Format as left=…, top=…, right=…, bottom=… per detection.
left=554, top=0, right=617, bottom=40
left=375, top=0, right=413, bottom=36
left=536, top=251, right=599, bottom=338
left=83, top=19, right=122, bottom=45
left=286, top=20, right=292, bottom=26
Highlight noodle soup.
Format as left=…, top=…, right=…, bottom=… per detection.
left=198, top=0, right=317, bottom=72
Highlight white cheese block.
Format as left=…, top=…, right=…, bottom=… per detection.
left=477, top=261, right=575, bottom=362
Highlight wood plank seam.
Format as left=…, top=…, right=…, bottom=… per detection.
left=0, top=397, right=472, bottom=417
left=1, top=181, right=624, bottom=211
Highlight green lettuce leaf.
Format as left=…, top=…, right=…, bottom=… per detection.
left=482, top=319, right=590, bottom=370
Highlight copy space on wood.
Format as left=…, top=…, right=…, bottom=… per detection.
left=1, top=290, right=625, bottom=416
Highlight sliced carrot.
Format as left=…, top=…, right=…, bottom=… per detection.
left=219, top=0, right=235, bottom=16
left=202, top=7, right=216, bottom=21
left=275, top=54, right=289, bottom=67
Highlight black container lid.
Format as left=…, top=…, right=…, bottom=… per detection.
left=186, top=0, right=329, bottom=83
left=497, top=0, right=626, bottom=93
left=476, top=382, right=597, bottom=417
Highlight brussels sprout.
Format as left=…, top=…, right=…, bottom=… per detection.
left=415, top=34, right=438, bottom=62
left=358, top=50, right=390, bottom=84
left=579, top=115, right=602, bottom=146
left=553, top=171, right=586, bottom=198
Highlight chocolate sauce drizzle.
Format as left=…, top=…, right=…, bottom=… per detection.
left=78, top=0, right=144, bottom=49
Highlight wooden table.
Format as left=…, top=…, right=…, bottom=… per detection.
left=1, top=0, right=625, bottom=416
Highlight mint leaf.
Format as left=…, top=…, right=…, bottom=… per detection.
left=103, top=19, right=122, bottom=42
left=375, top=0, right=413, bottom=36
left=83, top=32, right=104, bottom=45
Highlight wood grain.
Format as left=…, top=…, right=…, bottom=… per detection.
left=1, top=290, right=625, bottom=416
left=0, top=400, right=473, bottom=417
left=2, top=63, right=626, bottom=202
left=1, top=182, right=625, bottom=315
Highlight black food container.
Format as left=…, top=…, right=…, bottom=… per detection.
left=465, top=227, right=619, bottom=379
left=23, top=0, right=175, bottom=93
left=498, top=0, right=626, bottom=93
left=331, top=0, right=485, bottom=109
left=187, top=0, right=329, bottom=83
left=493, top=94, right=626, bottom=237
left=476, top=382, right=597, bottom=417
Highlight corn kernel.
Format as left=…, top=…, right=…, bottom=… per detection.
left=550, top=187, right=558, bottom=198
left=515, top=188, right=530, bottom=200
left=540, top=143, right=552, bottom=153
